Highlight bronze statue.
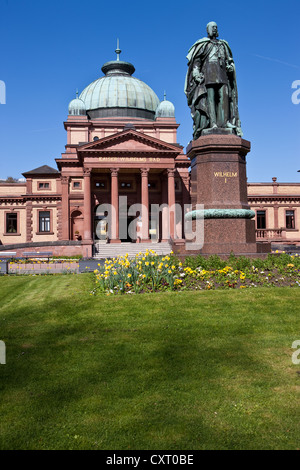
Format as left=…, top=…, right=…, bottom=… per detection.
left=185, top=22, right=243, bottom=139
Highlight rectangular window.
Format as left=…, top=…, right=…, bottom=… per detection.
left=38, top=182, right=50, bottom=189
left=286, top=210, right=295, bottom=229
left=257, top=210, right=266, bottom=229
left=39, top=211, right=50, bottom=232
left=95, top=181, right=106, bottom=189
left=120, top=182, right=132, bottom=189
left=6, top=213, right=18, bottom=233
left=73, top=181, right=81, bottom=189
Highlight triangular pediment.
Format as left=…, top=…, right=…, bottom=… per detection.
left=77, top=129, right=182, bottom=155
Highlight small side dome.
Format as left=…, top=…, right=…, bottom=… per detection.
left=68, top=91, right=86, bottom=116
left=155, top=92, right=175, bottom=118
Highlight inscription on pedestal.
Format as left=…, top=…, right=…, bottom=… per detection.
left=214, top=171, right=238, bottom=183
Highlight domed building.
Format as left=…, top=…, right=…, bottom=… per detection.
left=0, top=47, right=299, bottom=257
left=68, top=91, right=86, bottom=116
left=80, top=58, right=160, bottom=120
left=57, top=48, right=191, bottom=257
left=155, top=93, right=175, bottom=119
left=0, top=47, right=190, bottom=258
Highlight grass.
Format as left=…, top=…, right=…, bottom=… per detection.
left=0, top=274, right=299, bottom=450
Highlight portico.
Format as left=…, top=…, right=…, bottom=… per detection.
left=73, top=128, right=189, bottom=250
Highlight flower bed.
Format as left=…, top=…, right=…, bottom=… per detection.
left=92, top=250, right=300, bottom=295
left=0, top=258, right=80, bottom=275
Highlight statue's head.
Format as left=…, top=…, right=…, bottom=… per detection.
left=207, top=21, right=219, bottom=38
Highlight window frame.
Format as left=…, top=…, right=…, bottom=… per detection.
left=118, top=179, right=136, bottom=193
left=36, top=209, right=53, bottom=235
left=5, top=211, right=20, bottom=235
left=72, top=180, right=82, bottom=190
left=37, top=181, right=51, bottom=191
left=94, top=181, right=108, bottom=191
left=285, top=209, right=296, bottom=230
left=256, top=209, right=267, bottom=230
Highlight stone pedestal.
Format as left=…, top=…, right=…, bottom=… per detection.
left=186, top=134, right=271, bottom=255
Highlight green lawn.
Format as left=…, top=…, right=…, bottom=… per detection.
left=0, top=274, right=299, bottom=450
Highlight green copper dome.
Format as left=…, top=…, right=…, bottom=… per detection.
left=155, top=93, right=175, bottom=118
left=68, top=91, right=86, bottom=116
left=79, top=47, right=160, bottom=120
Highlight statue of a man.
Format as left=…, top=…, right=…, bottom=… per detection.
left=185, top=22, right=243, bottom=139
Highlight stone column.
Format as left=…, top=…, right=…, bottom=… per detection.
left=26, top=201, right=33, bottom=242
left=140, top=168, right=150, bottom=242
left=83, top=168, right=92, bottom=241
left=180, top=174, right=190, bottom=239
left=161, top=173, right=169, bottom=242
left=167, top=168, right=176, bottom=240
left=110, top=168, right=120, bottom=243
left=274, top=204, right=279, bottom=228
left=61, top=175, right=69, bottom=240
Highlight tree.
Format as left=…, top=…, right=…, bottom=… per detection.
left=5, top=176, right=19, bottom=183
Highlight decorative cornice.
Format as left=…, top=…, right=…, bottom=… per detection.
left=77, top=129, right=183, bottom=153
left=248, top=195, right=300, bottom=204
left=0, top=195, right=62, bottom=205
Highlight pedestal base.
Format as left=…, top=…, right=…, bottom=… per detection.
left=185, top=134, right=271, bottom=256
left=202, top=128, right=234, bottom=136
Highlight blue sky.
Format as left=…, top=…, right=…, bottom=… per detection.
left=0, top=0, right=299, bottom=182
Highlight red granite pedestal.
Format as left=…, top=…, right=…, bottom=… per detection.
left=185, top=134, right=271, bottom=256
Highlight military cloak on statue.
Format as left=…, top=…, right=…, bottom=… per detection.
left=184, top=37, right=242, bottom=139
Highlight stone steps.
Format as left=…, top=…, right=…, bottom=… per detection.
left=93, top=242, right=172, bottom=259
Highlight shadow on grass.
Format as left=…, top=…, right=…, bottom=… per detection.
left=1, top=289, right=297, bottom=450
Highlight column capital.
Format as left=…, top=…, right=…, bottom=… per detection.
left=167, top=168, right=176, bottom=177
left=83, top=168, right=91, bottom=177
left=140, top=168, right=150, bottom=177
left=61, top=175, right=69, bottom=185
left=110, top=168, right=119, bottom=177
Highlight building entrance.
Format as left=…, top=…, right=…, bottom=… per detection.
left=119, top=215, right=137, bottom=242
left=94, top=214, right=108, bottom=241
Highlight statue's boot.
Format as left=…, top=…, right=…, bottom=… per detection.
left=226, top=121, right=236, bottom=129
